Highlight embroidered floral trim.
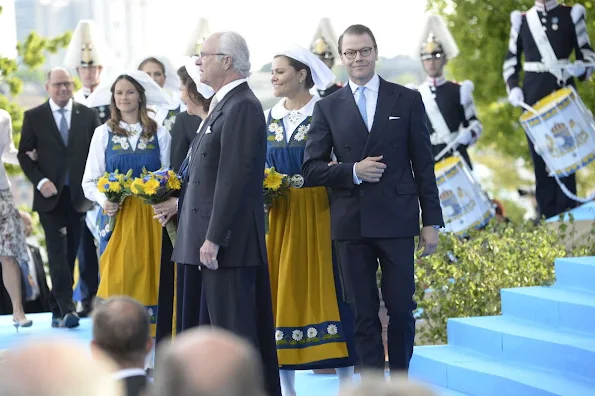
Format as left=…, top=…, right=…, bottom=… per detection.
left=163, top=112, right=177, bottom=132
left=111, top=135, right=130, bottom=150
left=275, top=321, right=345, bottom=349
left=137, top=134, right=156, bottom=150
left=294, top=124, right=310, bottom=142
left=268, top=121, right=284, bottom=142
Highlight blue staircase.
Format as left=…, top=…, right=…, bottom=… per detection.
left=410, top=256, right=595, bottom=396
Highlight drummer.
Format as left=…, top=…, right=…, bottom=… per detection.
left=503, top=0, right=595, bottom=219
left=415, top=15, right=483, bottom=169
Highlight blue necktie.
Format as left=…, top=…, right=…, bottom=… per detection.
left=58, top=108, right=70, bottom=186
left=356, top=86, right=368, bottom=130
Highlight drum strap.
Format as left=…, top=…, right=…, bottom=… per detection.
left=526, top=7, right=569, bottom=83
left=419, top=83, right=453, bottom=145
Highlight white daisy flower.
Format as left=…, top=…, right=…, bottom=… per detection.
left=138, top=141, right=147, bottom=150
left=327, top=324, right=338, bottom=335
left=268, top=123, right=278, bottom=132
left=307, top=327, right=318, bottom=339
left=292, top=330, right=303, bottom=341
left=275, top=330, right=284, bottom=341
left=275, top=132, right=284, bottom=142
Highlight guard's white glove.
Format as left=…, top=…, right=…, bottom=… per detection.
left=566, top=61, right=586, bottom=77
left=457, top=128, right=473, bottom=146
left=508, top=87, right=524, bottom=107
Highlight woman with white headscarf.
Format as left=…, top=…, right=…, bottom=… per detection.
left=154, top=59, right=215, bottom=343
left=82, top=70, right=172, bottom=337
left=264, top=46, right=356, bottom=396
left=137, top=56, right=185, bottom=132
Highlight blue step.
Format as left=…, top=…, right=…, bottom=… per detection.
left=410, top=345, right=595, bottom=396
left=447, top=316, right=595, bottom=381
left=554, top=257, right=595, bottom=292
left=546, top=202, right=595, bottom=222
left=501, top=286, right=595, bottom=334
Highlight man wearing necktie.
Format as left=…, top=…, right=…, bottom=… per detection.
left=303, top=25, right=444, bottom=374
left=18, top=67, right=101, bottom=328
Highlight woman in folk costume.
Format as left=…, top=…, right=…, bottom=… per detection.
left=154, top=58, right=215, bottom=343
left=137, top=56, right=185, bottom=132
left=265, top=46, right=356, bottom=396
left=82, top=70, right=172, bottom=336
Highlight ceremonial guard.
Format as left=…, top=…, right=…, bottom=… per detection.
left=310, top=18, right=343, bottom=98
left=503, top=0, right=595, bottom=218
left=415, top=15, right=483, bottom=169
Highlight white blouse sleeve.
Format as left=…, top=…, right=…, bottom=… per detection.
left=0, top=110, right=18, bottom=166
left=82, top=124, right=109, bottom=208
left=157, top=125, right=171, bottom=168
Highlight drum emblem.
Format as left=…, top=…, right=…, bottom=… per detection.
left=546, top=120, right=589, bottom=158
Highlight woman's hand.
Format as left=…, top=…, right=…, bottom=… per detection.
left=153, top=197, right=178, bottom=226
left=103, top=201, right=120, bottom=217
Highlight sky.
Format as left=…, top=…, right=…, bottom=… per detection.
left=153, top=0, right=429, bottom=69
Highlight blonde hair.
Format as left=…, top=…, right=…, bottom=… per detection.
left=107, top=74, right=157, bottom=138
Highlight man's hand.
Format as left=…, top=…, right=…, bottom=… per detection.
left=39, top=180, right=58, bottom=198
left=26, top=149, right=38, bottom=162
left=200, top=240, right=220, bottom=270
left=103, top=201, right=121, bottom=217
left=355, top=155, right=386, bottom=183
left=153, top=197, right=178, bottom=226
left=417, top=226, right=439, bottom=257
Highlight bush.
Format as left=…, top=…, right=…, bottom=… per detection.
left=412, top=219, right=581, bottom=345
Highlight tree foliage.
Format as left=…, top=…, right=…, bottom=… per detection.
left=428, top=0, right=595, bottom=161
left=1, top=26, right=71, bottom=138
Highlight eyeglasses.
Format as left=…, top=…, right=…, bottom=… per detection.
left=342, top=47, right=374, bottom=60
left=198, top=52, right=227, bottom=59
left=51, top=82, right=73, bottom=88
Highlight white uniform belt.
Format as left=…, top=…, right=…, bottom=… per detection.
left=430, top=132, right=454, bottom=146
left=523, top=59, right=570, bottom=73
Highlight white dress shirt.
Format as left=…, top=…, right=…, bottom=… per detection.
left=264, top=96, right=319, bottom=143
left=82, top=121, right=172, bottom=209
left=349, top=74, right=380, bottom=184
left=0, top=109, right=18, bottom=190
left=348, top=73, right=380, bottom=132
left=49, top=98, right=73, bottom=130
left=112, top=368, right=147, bottom=381
left=36, top=99, right=75, bottom=190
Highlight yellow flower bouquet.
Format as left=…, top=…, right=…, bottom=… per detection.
left=130, top=167, right=182, bottom=245
left=263, top=167, right=290, bottom=233
left=96, top=169, right=133, bottom=231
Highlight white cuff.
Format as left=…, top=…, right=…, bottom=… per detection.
left=36, top=178, right=49, bottom=191
left=353, top=163, right=362, bottom=185
left=96, top=194, right=107, bottom=209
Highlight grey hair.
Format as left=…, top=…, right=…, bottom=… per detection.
left=216, top=31, right=251, bottom=78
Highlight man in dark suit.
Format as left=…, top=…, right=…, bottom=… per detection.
left=91, top=296, right=152, bottom=396
left=18, top=67, right=100, bottom=328
left=302, top=25, right=444, bottom=373
left=171, top=31, right=281, bottom=396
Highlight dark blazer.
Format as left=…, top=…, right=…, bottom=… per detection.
left=17, top=100, right=100, bottom=213
left=172, top=82, right=267, bottom=267
left=302, top=78, right=444, bottom=240
left=169, top=111, right=202, bottom=172
left=121, top=375, right=148, bottom=396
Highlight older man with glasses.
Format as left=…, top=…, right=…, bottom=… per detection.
left=18, top=67, right=101, bottom=329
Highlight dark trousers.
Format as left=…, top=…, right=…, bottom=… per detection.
left=336, top=237, right=416, bottom=373
left=76, top=223, right=98, bottom=308
left=202, top=265, right=281, bottom=396
left=37, top=187, right=83, bottom=318
left=527, top=136, right=578, bottom=219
